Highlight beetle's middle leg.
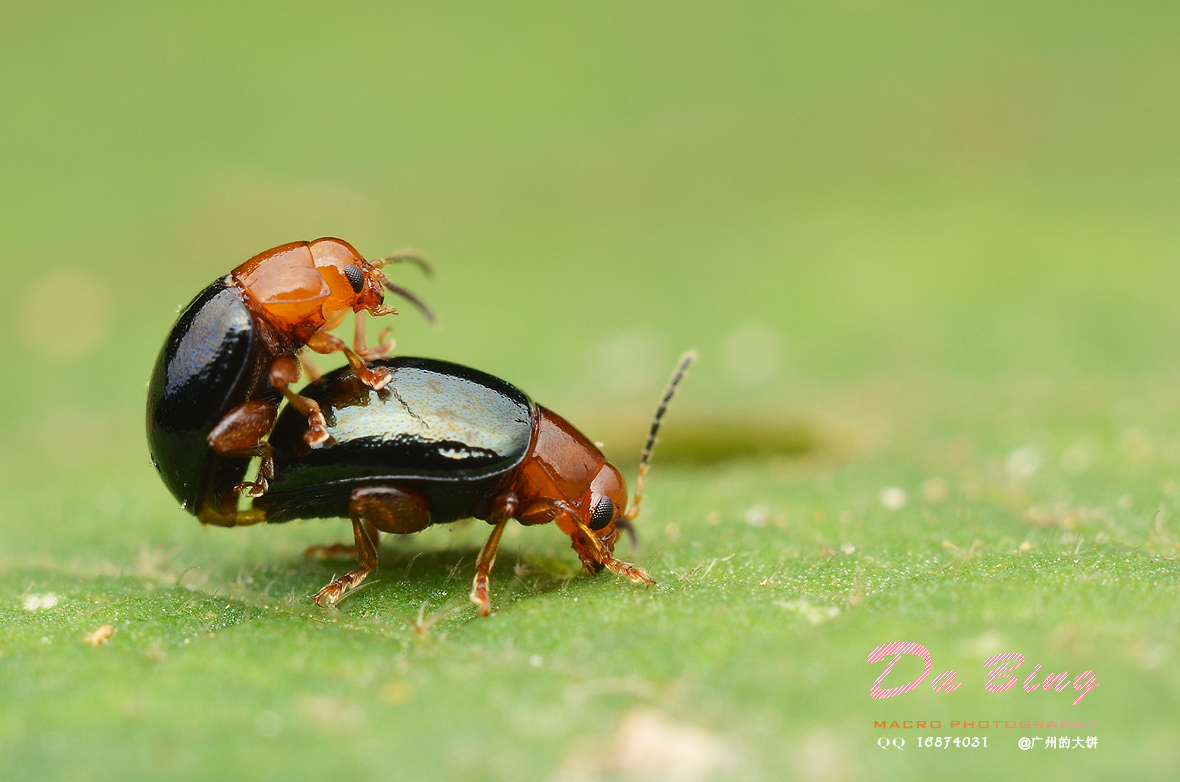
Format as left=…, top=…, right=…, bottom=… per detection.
left=470, top=492, right=518, bottom=616
left=305, top=331, right=393, bottom=391
left=206, top=399, right=277, bottom=497
left=312, top=486, right=432, bottom=607
left=298, top=351, right=323, bottom=382
left=269, top=357, right=329, bottom=446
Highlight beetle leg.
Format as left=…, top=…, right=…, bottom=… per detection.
left=313, top=515, right=380, bottom=608
left=600, top=557, right=655, bottom=586
left=352, top=313, right=367, bottom=355
left=305, top=330, right=393, bottom=391
left=350, top=486, right=433, bottom=534
left=197, top=503, right=266, bottom=528
left=469, top=519, right=508, bottom=616
left=470, top=493, right=518, bottom=616
left=305, top=521, right=380, bottom=560
left=312, top=487, right=433, bottom=607
left=228, top=445, right=275, bottom=498
left=353, top=312, right=396, bottom=360
left=206, top=400, right=277, bottom=497
left=567, top=519, right=654, bottom=586
left=298, top=351, right=322, bottom=382
left=269, top=357, right=330, bottom=446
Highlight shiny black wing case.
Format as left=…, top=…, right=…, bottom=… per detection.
left=146, top=280, right=261, bottom=512
left=258, top=357, right=536, bottom=524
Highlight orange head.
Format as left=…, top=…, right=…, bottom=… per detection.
left=510, top=351, right=697, bottom=570
left=580, top=459, right=631, bottom=559
left=506, top=407, right=622, bottom=565
left=308, top=237, right=391, bottom=319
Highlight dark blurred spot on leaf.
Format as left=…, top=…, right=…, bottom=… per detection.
left=580, top=409, right=819, bottom=465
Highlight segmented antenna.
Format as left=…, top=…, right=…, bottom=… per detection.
left=380, top=276, right=438, bottom=325
left=625, top=350, right=697, bottom=522
left=370, top=250, right=437, bottom=325
left=371, top=250, right=434, bottom=277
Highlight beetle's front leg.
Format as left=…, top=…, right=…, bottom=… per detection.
left=353, top=312, right=395, bottom=360
left=469, top=492, right=518, bottom=616
left=305, top=330, right=392, bottom=390
left=568, top=525, right=654, bottom=586
left=600, top=556, right=655, bottom=585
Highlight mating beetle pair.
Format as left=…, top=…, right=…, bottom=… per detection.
left=147, top=237, right=433, bottom=526
left=146, top=238, right=693, bottom=614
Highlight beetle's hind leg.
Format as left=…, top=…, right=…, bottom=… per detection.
left=313, top=515, right=380, bottom=608
left=305, top=520, right=380, bottom=560
left=312, top=487, right=433, bottom=607
left=206, top=400, right=277, bottom=497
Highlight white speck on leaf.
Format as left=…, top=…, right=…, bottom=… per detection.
left=549, top=707, right=734, bottom=782
left=879, top=487, right=906, bottom=510
left=1006, top=446, right=1042, bottom=479
left=744, top=505, right=770, bottom=527
left=775, top=599, right=840, bottom=625
left=23, top=593, right=59, bottom=611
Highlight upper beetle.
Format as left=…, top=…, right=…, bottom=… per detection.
left=146, top=237, right=434, bottom=527
left=238, top=352, right=697, bottom=615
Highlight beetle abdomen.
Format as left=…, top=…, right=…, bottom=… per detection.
left=259, top=358, right=536, bottom=523
left=146, top=281, right=260, bottom=511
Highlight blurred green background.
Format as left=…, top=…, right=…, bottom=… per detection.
left=2, top=2, right=1179, bottom=780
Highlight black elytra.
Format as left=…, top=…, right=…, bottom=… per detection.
left=145, top=281, right=279, bottom=511
left=255, top=357, right=537, bottom=525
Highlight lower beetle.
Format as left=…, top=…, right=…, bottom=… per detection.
left=146, top=237, right=433, bottom=527
left=233, top=352, right=696, bottom=615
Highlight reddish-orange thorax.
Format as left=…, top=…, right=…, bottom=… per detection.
left=230, top=238, right=380, bottom=342
left=509, top=407, right=628, bottom=541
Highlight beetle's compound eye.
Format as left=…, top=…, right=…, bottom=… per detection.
left=588, top=497, right=614, bottom=531
left=344, top=264, right=365, bottom=294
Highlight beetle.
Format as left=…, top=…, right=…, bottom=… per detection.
left=233, top=351, right=696, bottom=615
left=146, top=237, right=434, bottom=527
